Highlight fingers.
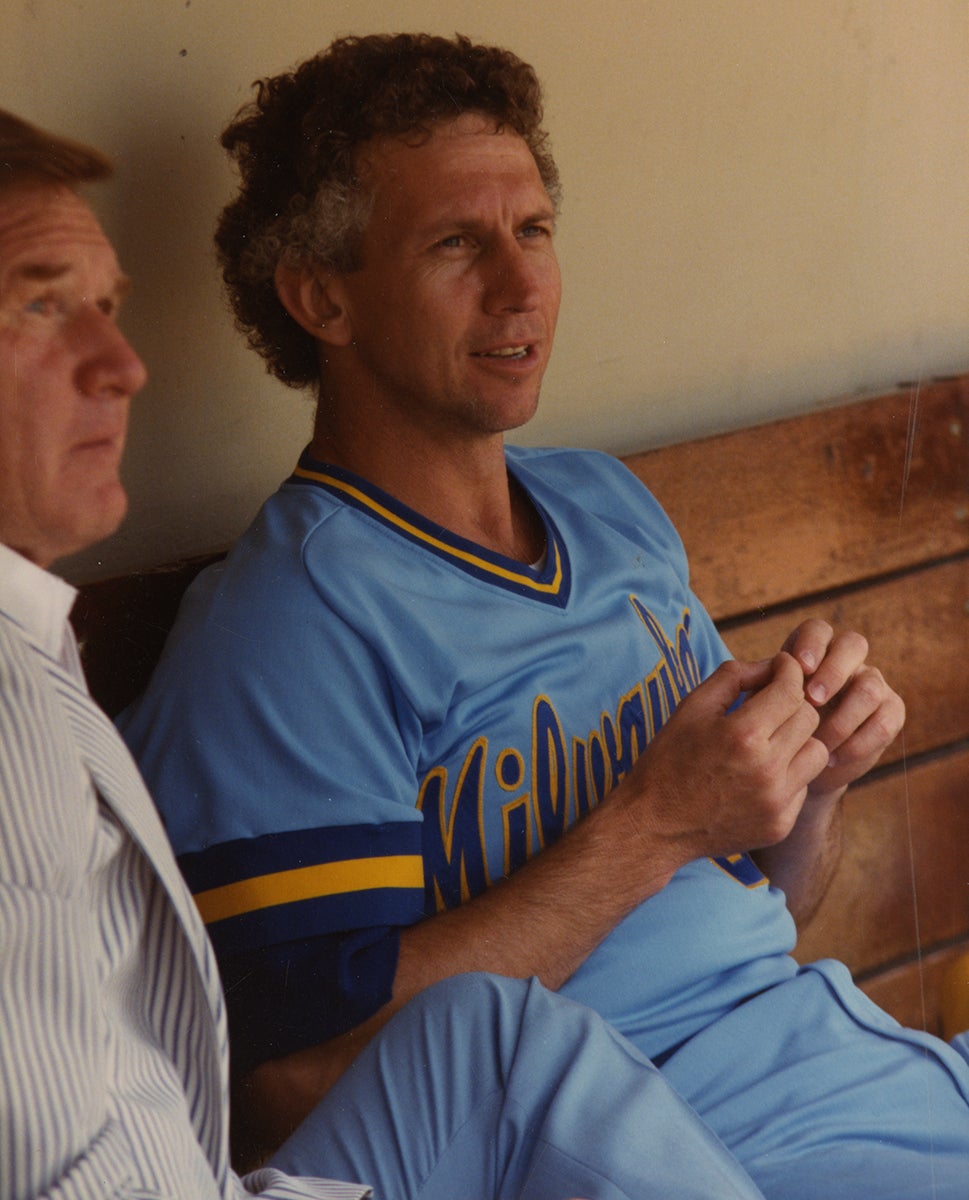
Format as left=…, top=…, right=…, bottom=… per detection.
left=807, top=665, right=905, bottom=796
left=703, top=652, right=804, bottom=717
left=779, top=619, right=906, bottom=792
left=733, top=651, right=814, bottom=728
left=781, top=617, right=834, bottom=671
left=700, top=656, right=774, bottom=712
left=753, top=657, right=829, bottom=802
left=814, top=663, right=896, bottom=750
left=783, top=619, right=869, bottom=707
left=719, top=654, right=828, bottom=832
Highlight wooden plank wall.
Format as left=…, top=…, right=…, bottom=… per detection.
left=622, top=372, right=969, bottom=1034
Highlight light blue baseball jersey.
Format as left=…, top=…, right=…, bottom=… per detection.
left=122, top=444, right=797, bottom=1061
left=123, top=444, right=969, bottom=1192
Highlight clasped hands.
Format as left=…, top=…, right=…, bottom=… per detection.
left=621, top=618, right=905, bottom=866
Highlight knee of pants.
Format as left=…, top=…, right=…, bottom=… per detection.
left=407, top=971, right=531, bottom=1015
left=390, top=972, right=576, bottom=1081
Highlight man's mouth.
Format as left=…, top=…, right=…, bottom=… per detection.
left=75, top=429, right=125, bottom=456
left=474, top=345, right=530, bottom=360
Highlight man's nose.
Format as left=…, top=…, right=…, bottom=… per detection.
left=484, top=240, right=546, bottom=313
left=75, top=309, right=148, bottom=398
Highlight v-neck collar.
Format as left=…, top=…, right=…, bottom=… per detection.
left=289, top=449, right=572, bottom=607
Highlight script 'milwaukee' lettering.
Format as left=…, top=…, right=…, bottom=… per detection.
left=418, top=600, right=702, bottom=912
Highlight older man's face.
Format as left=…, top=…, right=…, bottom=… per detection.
left=0, top=183, right=146, bottom=567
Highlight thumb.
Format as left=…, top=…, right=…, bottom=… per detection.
left=694, top=657, right=774, bottom=717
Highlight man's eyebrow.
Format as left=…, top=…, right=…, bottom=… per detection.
left=11, top=262, right=72, bottom=283
left=420, top=207, right=558, bottom=238
left=10, top=262, right=132, bottom=300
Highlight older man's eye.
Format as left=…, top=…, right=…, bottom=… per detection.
left=25, top=294, right=58, bottom=315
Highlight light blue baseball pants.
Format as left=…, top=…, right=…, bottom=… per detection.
left=270, top=972, right=767, bottom=1199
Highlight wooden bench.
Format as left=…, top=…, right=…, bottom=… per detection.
left=73, top=371, right=969, bottom=1037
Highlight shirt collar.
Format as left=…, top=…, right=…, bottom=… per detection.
left=0, top=541, right=78, bottom=661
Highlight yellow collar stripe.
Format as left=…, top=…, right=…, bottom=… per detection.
left=293, top=464, right=563, bottom=594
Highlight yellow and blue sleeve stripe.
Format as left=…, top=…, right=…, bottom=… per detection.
left=177, top=821, right=426, bottom=956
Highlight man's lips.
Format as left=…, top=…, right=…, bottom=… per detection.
left=470, top=340, right=547, bottom=366
left=74, top=429, right=125, bottom=456
left=472, top=344, right=530, bottom=359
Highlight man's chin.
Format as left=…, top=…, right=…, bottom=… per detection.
left=53, top=488, right=129, bottom=566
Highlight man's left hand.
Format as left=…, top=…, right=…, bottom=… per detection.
left=780, top=618, right=905, bottom=798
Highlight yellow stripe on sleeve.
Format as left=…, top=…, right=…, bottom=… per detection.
left=193, top=854, right=425, bottom=925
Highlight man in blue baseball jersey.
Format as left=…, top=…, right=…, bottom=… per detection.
left=0, top=103, right=793, bottom=1200
left=121, top=33, right=969, bottom=1197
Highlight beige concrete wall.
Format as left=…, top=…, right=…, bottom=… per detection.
left=3, top=1, right=967, bottom=581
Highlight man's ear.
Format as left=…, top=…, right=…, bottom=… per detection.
left=274, top=261, right=352, bottom=346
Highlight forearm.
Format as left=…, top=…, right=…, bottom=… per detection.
left=240, top=654, right=831, bottom=1151
left=398, top=784, right=679, bottom=993
left=751, top=788, right=844, bottom=927
left=240, top=785, right=682, bottom=1156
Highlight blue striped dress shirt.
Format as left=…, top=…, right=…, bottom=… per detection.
left=0, top=547, right=368, bottom=1200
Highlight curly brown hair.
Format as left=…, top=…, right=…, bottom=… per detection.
left=215, top=33, right=562, bottom=390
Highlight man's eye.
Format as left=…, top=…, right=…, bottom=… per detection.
left=438, top=234, right=467, bottom=249
left=25, top=295, right=57, bottom=315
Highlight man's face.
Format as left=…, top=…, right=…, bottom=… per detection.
left=0, top=183, right=146, bottom=567
left=330, top=112, right=562, bottom=441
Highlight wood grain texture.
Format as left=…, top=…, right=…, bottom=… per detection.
left=794, top=754, right=969, bottom=975
left=857, top=945, right=969, bottom=1039
left=622, top=374, right=969, bottom=620
left=620, top=373, right=969, bottom=1032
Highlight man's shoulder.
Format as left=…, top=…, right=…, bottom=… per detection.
left=506, top=444, right=670, bottom=523
left=506, top=442, right=625, bottom=471
left=506, top=443, right=645, bottom=495
left=0, top=614, right=84, bottom=874
left=195, top=483, right=350, bottom=606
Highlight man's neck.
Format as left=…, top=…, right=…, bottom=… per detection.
left=308, top=423, right=543, bottom=564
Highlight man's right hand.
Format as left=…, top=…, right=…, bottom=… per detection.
left=612, top=652, right=830, bottom=876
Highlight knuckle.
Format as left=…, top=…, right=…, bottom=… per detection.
left=870, top=704, right=904, bottom=746
left=762, top=806, right=798, bottom=845
left=719, top=659, right=746, bottom=687
left=851, top=668, right=884, bottom=706
left=804, top=617, right=831, bottom=638
left=728, top=722, right=763, bottom=761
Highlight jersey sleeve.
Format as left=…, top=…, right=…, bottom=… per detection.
left=119, top=515, right=429, bottom=1053
left=218, top=927, right=400, bottom=1075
